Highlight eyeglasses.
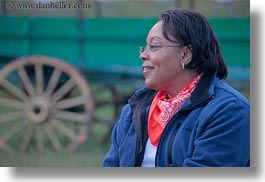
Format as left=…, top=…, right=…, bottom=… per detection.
left=139, top=44, right=184, bottom=54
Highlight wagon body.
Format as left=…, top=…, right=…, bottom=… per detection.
left=0, top=15, right=250, bottom=84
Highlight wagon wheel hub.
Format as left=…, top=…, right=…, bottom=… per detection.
left=26, top=97, right=51, bottom=124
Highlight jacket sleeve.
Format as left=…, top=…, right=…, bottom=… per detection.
left=102, top=104, right=132, bottom=167
left=102, top=123, right=120, bottom=167
left=182, top=99, right=250, bottom=167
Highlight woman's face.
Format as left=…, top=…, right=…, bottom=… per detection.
left=140, top=21, right=187, bottom=92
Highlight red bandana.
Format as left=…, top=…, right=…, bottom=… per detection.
left=148, top=74, right=203, bottom=147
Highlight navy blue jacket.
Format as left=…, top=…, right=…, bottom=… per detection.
left=102, top=74, right=250, bottom=167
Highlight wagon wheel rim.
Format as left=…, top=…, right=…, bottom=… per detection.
left=90, top=83, right=118, bottom=144
left=0, top=55, right=93, bottom=153
left=90, top=83, right=134, bottom=144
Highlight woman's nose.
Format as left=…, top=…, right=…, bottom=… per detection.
left=140, top=52, right=148, bottom=61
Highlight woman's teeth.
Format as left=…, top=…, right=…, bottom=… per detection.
left=143, top=66, right=154, bottom=73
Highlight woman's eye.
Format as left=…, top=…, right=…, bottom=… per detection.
left=150, top=45, right=161, bottom=51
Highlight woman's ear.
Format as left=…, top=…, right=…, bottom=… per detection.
left=182, top=45, right=193, bottom=64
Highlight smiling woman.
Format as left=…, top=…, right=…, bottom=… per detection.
left=102, top=8, right=250, bottom=167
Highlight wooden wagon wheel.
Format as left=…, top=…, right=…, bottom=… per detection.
left=0, top=55, right=93, bottom=153
left=90, top=83, right=134, bottom=144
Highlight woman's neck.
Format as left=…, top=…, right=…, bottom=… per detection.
left=166, top=71, right=200, bottom=98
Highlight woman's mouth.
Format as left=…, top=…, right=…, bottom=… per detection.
left=142, top=66, right=154, bottom=74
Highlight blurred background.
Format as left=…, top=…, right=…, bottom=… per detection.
left=0, top=0, right=249, bottom=166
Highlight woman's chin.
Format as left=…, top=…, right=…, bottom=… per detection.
left=144, top=79, right=159, bottom=90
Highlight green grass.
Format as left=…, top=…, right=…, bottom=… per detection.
left=0, top=121, right=111, bottom=166
left=0, top=139, right=110, bottom=167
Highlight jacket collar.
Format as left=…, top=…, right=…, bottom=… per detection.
left=190, top=73, right=216, bottom=107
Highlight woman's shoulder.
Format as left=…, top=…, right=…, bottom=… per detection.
left=214, top=80, right=249, bottom=107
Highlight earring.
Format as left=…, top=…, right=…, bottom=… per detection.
left=181, top=60, right=185, bottom=70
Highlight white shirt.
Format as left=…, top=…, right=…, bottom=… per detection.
left=141, top=138, right=157, bottom=167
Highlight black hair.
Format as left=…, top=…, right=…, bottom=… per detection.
left=160, top=8, right=228, bottom=79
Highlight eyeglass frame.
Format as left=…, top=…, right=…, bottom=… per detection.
left=139, top=44, right=185, bottom=55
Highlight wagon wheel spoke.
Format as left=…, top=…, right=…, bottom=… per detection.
left=1, top=122, right=25, bottom=142
left=51, top=119, right=77, bottom=141
left=55, top=96, right=86, bottom=110
left=0, top=110, right=24, bottom=124
left=45, top=124, right=62, bottom=152
left=51, top=79, right=76, bottom=102
left=0, top=98, right=24, bottom=109
left=55, top=111, right=88, bottom=123
left=0, top=79, right=28, bottom=101
left=20, top=124, right=35, bottom=152
left=35, top=64, right=44, bottom=96
left=35, top=125, right=44, bottom=152
left=92, top=84, right=118, bottom=108
left=44, top=68, right=62, bottom=97
left=17, top=67, right=36, bottom=97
